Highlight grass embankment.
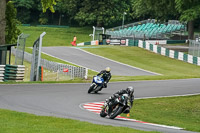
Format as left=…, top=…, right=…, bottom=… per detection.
left=82, top=46, right=200, bottom=81
left=121, top=95, right=200, bottom=132
left=18, top=26, right=92, bottom=47
left=0, top=109, right=157, bottom=133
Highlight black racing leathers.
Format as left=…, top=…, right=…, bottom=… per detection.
left=97, top=70, right=111, bottom=84
left=114, top=89, right=134, bottom=107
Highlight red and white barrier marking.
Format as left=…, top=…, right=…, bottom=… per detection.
left=81, top=102, right=183, bottom=130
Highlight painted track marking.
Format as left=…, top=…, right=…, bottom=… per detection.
left=81, top=101, right=183, bottom=130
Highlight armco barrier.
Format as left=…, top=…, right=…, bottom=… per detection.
left=77, top=39, right=138, bottom=46
left=77, top=40, right=99, bottom=46
left=4, top=65, right=25, bottom=82
left=0, top=65, right=5, bottom=82
left=138, top=40, right=200, bottom=66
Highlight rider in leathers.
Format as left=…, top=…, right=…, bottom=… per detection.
left=97, top=67, right=111, bottom=88
left=107, top=86, right=134, bottom=114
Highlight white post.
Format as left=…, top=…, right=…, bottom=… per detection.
left=84, top=68, right=88, bottom=79
left=122, top=12, right=127, bottom=29
left=36, top=32, right=46, bottom=81
left=93, top=26, right=95, bottom=41
left=102, top=27, right=105, bottom=34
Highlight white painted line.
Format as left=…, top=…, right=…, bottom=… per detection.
left=135, top=93, right=200, bottom=100
left=75, top=47, right=161, bottom=75
left=41, top=50, right=99, bottom=73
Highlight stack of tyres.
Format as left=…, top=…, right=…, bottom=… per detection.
left=0, top=65, right=5, bottom=82
left=4, top=65, right=25, bottom=82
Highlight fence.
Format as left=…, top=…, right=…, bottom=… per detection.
left=189, top=40, right=200, bottom=57
left=12, top=47, right=88, bottom=80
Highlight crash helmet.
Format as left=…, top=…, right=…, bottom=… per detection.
left=126, top=86, right=134, bottom=95
left=105, top=67, right=111, bottom=72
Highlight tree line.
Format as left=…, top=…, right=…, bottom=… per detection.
left=1, top=0, right=200, bottom=46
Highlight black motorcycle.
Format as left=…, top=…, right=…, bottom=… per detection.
left=100, top=93, right=129, bottom=119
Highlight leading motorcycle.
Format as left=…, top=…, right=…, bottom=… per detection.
left=88, top=76, right=104, bottom=93
left=100, top=93, right=129, bottom=119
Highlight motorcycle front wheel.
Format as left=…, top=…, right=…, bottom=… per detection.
left=88, top=84, right=95, bottom=93
left=109, top=105, right=123, bottom=119
left=100, top=109, right=107, bottom=117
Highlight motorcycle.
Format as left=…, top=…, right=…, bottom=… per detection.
left=88, top=76, right=104, bottom=93
left=100, top=93, right=129, bottom=119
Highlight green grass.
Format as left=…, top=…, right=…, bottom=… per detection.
left=0, top=109, right=157, bottom=133
left=18, top=26, right=92, bottom=47
left=82, top=46, right=200, bottom=81
left=122, top=95, right=200, bottom=132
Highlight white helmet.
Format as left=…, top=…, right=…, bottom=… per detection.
left=105, top=67, right=111, bottom=72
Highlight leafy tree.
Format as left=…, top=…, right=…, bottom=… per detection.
left=132, top=0, right=200, bottom=39
left=74, top=0, right=131, bottom=26
left=175, top=0, right=200, bottom=39
left=0, top=0, right=7, bottom=45
left=132, top=0, right=178, bottom=22
left=41, top=0, right=57, bottom=13
left=5, top=1, right=21, bottom=44
left=12, top=0, right=34, bottom=23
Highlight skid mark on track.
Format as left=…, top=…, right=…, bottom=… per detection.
left=81, top=102, right=183, bottom=130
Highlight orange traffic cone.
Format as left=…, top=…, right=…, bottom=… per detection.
left=127, top=113, right=130, bottom=117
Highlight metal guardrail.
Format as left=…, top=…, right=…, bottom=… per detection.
left=0, top=65, right=5, bottom=82
left=12, top=47, right=88, bottom=79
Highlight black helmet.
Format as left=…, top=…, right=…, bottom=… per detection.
left=126, top=86, right=134, bottom=94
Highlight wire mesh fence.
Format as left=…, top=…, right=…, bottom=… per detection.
left=189, top=40, right=200, bottom=57
left=12, top=47, right=88, bottom=81
left=15, top=33, right=29, bottom=65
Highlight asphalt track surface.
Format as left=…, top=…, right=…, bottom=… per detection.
left=41, top=46, right=158, bottom=76
left=0, top=79, right=200, bottom=133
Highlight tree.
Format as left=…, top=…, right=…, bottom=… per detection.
left=0, top=0, right=54, bottom=45
left=41, top=0, right=57, bottom=13
left=132, top=0, right=200, bottom=39
left=12, top=0, right=35, bottom=23
left=132, top=0, right=178, bottom=21
left=0, top=0, right=7, bottom=45
left=6, top=1, right=21, bottom=44
left=175, top=0, right=200, bottom=39
left=74, top=0, right=131, bottom=26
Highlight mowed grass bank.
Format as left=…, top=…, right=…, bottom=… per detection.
left=0, top=109, right=157, bottom=133
left=122, top=95, right=200, bottom=132
left=82, top=46, right=200, bottom=81
left=18, top=26, right=92, bottom=47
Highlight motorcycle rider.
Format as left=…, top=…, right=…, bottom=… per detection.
left=97, top=67, right=111, bottom=88
left=106, top=86, right=134, bottom=114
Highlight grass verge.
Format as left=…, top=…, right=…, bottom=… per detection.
left=82, top=46, right=200, bottom=81
left=121, top=95, right=200, bottom=132
left=18, top=26, right=92, bottom=47
left=0, top=109, right=157, bottom=133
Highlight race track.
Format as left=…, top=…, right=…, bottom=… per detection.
left=0, top=79, right=200, bottom=133
left=0, top=46, right=199, bottom=132
left=42, top=47, right=158, bottom=76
